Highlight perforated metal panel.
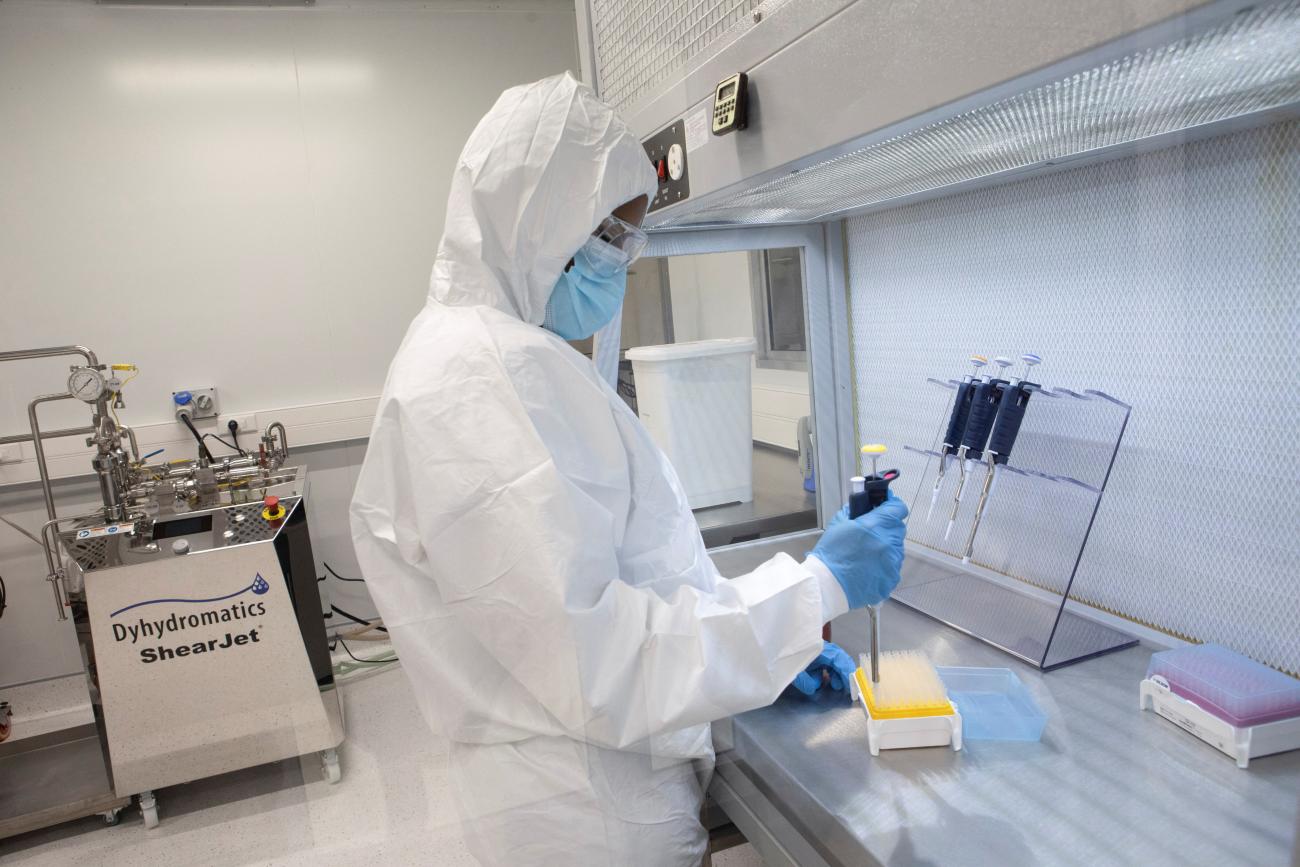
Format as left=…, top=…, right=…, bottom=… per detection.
left=67, top=536, right=110, bottom=571
left=591, top=0, right=768, bottom=113
left=653, top=0, right=1300, bottom=227
left=225, top=504, right=284, bottom=545
left=847, top=118, right=1300, bottom=674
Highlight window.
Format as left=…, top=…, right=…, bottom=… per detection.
left=749, top=247, right=807, bottom=370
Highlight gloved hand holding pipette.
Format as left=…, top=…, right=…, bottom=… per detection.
left=807, top=492, right=908, bottom=608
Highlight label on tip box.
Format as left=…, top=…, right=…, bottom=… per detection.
left=1152, top=695, right=1230, bottom=752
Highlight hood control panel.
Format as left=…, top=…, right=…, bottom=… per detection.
left=643, top=120, right=689, bottom=214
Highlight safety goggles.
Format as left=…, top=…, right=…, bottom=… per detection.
left=591, top=214, right=649, bottom=264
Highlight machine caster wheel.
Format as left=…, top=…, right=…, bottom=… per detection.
left=321, top=748, right=341, bottom=784
left=138, top=791, right=159, bottom=829
left=101, top=808, right=121, bottom=826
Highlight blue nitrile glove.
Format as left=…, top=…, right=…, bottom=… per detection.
left=809, top=491, right=908, bottom=609
left=791, top=641, right=858, bottom=697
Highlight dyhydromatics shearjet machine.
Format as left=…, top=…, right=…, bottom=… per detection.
left=1, top=345, right=341, bottom=832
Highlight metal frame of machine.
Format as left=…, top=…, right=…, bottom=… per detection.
left=0, top=346, right=341, bottom=837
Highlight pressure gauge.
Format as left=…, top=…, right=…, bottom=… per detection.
left=67, top=367, right=107, bottom=403
left=667, top=143, right=685, bottom=181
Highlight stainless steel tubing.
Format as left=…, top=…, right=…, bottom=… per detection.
left=119, top=425, right=141, bottom=463
left=224, top=465, right=275, bottom=482
left=264, top=421, right=288, bottom=455
left=37, top=515, right=85, bottom=621
left=0, top=345, right=98, bottom=367
left=0, top=346, right=101, bottom=447
left=28, top=394, right=76, bottom=522
left=92, top=416, right=125, bottom=520
left=38, top=510, right=139, bottom=621
left=0, top=425, right=97, bottom=447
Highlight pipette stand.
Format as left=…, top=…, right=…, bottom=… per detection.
left=895, top=378, right=1137, bottom=671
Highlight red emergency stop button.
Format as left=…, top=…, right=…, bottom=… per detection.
left=262, top=495, right=286, bottom=522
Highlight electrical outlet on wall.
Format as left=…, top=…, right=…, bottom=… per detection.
left=172, top=387, right=220, bottom=422
left=199, top=414, right=259, bottom=457
left=226, top=414, right=257, bottom=437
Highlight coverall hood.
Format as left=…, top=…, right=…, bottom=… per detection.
left=430, top=71, right=658, bottom=325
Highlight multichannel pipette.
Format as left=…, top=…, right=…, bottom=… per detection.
left=960, top=353, right=1040, bottom=562
left=945, top=357, right=1012, bottom=539
left=851, top=444, right=900, bottom=684
left=926, top=356, right=986, bottom=522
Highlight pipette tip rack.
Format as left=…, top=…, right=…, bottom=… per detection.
left=853, top=653, right=962, bottom=756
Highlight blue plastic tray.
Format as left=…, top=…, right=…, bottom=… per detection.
left=938, top=666, right=1047, bottom=741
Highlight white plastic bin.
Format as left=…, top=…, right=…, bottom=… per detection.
left=626, top=338, right=757, bottom=509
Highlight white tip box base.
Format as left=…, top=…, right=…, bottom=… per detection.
left=1140, top=676, right=1300, bottom=769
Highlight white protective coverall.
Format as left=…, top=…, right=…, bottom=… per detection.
left=350, top=72, right=847, bottom=867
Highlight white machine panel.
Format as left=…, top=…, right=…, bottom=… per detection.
left=86, top=542, right=340, bottom=796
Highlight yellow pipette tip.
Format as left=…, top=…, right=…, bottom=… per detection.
left=860, top=443, right=887, bottom=455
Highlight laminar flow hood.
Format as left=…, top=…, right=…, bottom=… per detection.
left=578, top=0, right=1300, bottom=228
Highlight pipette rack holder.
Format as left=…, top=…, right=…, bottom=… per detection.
left=894, top=377, right=1137, bottom=670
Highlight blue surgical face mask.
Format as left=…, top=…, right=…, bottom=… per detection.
left=543, top=216, right=646, bottom=340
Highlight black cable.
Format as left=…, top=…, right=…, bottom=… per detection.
left=202, top=433, right=247, bottom=456
left=334, top=636, right=397, bottom=665
left=0, top=573, right=6, bottom=619
left=178, top=412, right=215, bottom=463
left=324, top=562, right=365, bottom=583
left=329, top=604, right=388, bottom=632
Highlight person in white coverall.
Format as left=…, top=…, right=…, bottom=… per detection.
left=350, top=72, right=908, bottom=867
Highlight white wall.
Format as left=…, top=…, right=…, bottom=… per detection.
left=0, top=0, right=577, bottom=686
left=667, top=251, right=755, bottom=342
left=750, top=366, right=810, bottom=451
left=666, top=252, right=811, bottom=450
left=619, top=259, right=670, bottom=348
left=0, top=0, right=578, bottom=479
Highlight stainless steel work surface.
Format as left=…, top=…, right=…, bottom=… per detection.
left=722, top=602, right=1300, bottom=866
